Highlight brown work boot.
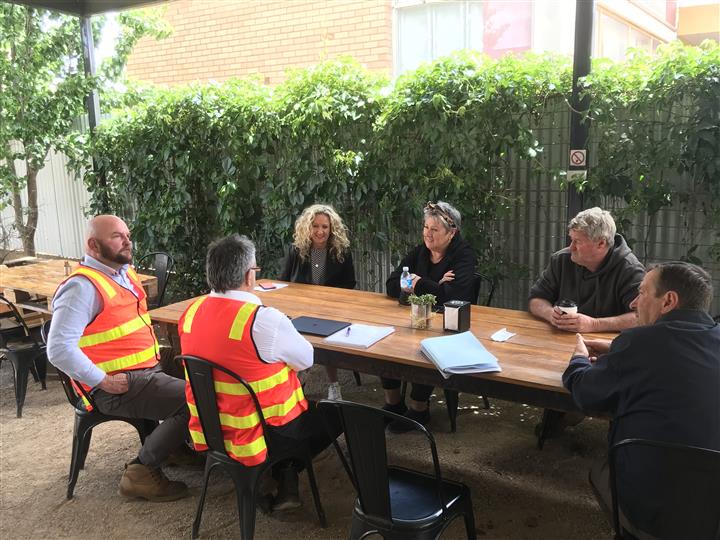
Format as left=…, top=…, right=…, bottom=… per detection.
left=118, top=463, right=188, bottom=502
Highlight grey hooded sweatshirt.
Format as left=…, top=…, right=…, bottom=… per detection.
left=528, top=234, right=645, bottom=318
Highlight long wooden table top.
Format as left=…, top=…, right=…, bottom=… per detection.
left=0, top=259, right=158, bottom=310
left=151, top=282, right=616, bottom=396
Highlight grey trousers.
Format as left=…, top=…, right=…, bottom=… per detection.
left=92, top=366, right=189, bottom=468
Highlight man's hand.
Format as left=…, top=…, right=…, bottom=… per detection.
left=583, top=338, right=611, bottom=361
left=572, top=333, right=589, bottom=358
left=97, top=373, right=129, bottom=394
left=551, top=309, right=597, bottom=332
left=438, top=270, right=455, bottom=285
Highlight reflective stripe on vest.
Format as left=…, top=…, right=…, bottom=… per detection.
left=78, top=313, right=152, bottom=348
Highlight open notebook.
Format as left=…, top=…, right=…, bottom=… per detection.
left=324, top=324, right=395, bottom=349
left=420, top=331, right=501, bottom=379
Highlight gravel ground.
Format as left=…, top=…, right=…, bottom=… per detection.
left=0, top=361, right=612, bottom=539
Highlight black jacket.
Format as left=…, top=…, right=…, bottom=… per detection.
left=529, top=234, right=645, bottom=317
left=563, top=309, right=720, bottom=535
left=279, top=245, right=356, bottom=289
left=385, top=234, right=476, bottom=305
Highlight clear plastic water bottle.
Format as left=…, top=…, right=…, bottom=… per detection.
left=399, top=266, right=412, bottom=305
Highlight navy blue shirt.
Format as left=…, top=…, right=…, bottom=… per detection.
left=563, top=309, right=720, bottom=534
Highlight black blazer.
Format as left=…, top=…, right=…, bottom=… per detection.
left=279, top=245, right=356, bottom=289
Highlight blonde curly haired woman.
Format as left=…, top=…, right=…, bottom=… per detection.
left=280, top=204, right=356, bottom=399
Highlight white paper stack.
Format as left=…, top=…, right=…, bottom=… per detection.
left=420, top=331, right=501, bottom=379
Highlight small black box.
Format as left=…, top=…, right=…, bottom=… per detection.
left=443, top=300, right=471, bottom=332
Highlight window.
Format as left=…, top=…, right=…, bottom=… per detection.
left=394, top=0, right=531, bottom=75
left=596, top=10, right=662, bottom=61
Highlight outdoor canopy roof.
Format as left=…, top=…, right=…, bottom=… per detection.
left=8, top=0, right=166, bottom=17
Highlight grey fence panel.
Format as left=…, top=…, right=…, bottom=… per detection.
left=1, top=147, right=90, bottom=259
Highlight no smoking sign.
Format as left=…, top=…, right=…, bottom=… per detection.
left=570, top=149, right=586, bottom=167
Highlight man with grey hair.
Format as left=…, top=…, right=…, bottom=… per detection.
left=529, top=207, right=645, bottom=333
left=179, top=233, right=340, bottom=511
left=529, top=207, right=645, bottom=439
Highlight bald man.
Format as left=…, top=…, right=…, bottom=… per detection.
left=47, top=215, right=189, bottom=502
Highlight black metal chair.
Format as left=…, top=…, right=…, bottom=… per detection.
left=472, top=271, right=497, bottom=308
left=40, top=320, right=157, bottom=499
left=0, top=294, right=47, bottom=417
left=180, top=354, right=326, bottom=540
left=606, top=438, right=720, bottom=540
left=318, top=399, right=476, bottom=540
left=136, top=251, right=175, bottom=308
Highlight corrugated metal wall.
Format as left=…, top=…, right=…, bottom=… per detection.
left=1, top=145, right=91, bottom=260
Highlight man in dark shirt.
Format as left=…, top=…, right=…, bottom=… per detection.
left=529, top=207, right=645, bottom=333
left=563, top=262, right=720, bottom=536
left=530, top=207, right=646, bottom=438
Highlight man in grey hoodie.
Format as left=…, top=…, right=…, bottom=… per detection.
left=529, top=207, right=646, bottom=440
left=529, top=207, right=645, bottom=333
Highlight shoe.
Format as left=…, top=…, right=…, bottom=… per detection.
left=327, top=382, right=343, bottom=401
left=163, top=445, right=206, bottom=469
left=382, top=401, right=408, bottom=416
left=272, top=466, right=301, bottom=512
left=387, top=408, right=430, bottom=434
left=118, top=463, right=188, bottom=502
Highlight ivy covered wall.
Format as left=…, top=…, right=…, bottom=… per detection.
left=87, top=43, right=720, bottom=312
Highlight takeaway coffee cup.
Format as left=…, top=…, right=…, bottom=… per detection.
left=555, top=299, right=578, bottom=315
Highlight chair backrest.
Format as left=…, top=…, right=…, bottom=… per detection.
left=317, top=399, right=448, bottom=524
left=0, top=294, right=39, bottom=348
left=473, top=272, right=496, bottom=307
left=179, top=354, right=271, bottom=458
left=609, top=438, right=720, bottom=540
left=136, top=251, right=175, bottom=307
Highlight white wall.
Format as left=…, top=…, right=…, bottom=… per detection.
left=1, top=147, right=91, bottom=259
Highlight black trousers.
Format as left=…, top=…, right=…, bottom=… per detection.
left=380, top=377, right=434, bottom=403
left=269, top=400, right=342, bottom=471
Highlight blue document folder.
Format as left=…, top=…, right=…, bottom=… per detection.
left=420, top=331, right=501, bottom=379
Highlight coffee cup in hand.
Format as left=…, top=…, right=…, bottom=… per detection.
left=555, top=299, right=578, bottom=315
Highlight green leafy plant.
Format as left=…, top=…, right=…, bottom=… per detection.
left=83, top=44, right=720, bottom=302
left=408, top=293, right=437, bottom=306
left=0, top=4, right=167, bottom=255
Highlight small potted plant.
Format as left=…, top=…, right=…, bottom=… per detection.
left=408, top=293, right=436, bottom=329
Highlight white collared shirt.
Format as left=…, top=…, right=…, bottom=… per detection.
left=208, top=289, right=314, bottom=372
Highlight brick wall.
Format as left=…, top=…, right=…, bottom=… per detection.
left=126, top=0, right=393, bottom=86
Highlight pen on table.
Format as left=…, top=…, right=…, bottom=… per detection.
left=345, top=326, right=351, bottom=336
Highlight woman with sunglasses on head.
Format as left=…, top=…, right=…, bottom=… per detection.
left=280, top=204, right=356, bottom=400
left=383, top=201, right=477, bottom=433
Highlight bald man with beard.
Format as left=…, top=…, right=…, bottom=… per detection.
left=47, top=215, right=190, bottom=502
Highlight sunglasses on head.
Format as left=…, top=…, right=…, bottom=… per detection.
left=425, top=202, right=456, bottom=229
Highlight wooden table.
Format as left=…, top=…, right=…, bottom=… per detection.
left=0, top=259, right=158, bottom=313
left=151, top=283, right=616, bottom=414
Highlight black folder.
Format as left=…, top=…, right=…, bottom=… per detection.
left=291, top=316, right=351, bottom=337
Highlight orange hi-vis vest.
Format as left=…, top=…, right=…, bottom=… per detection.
left=57, top=265, right=159, bottom=395
left=179, top=295, right=308, bottom=466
